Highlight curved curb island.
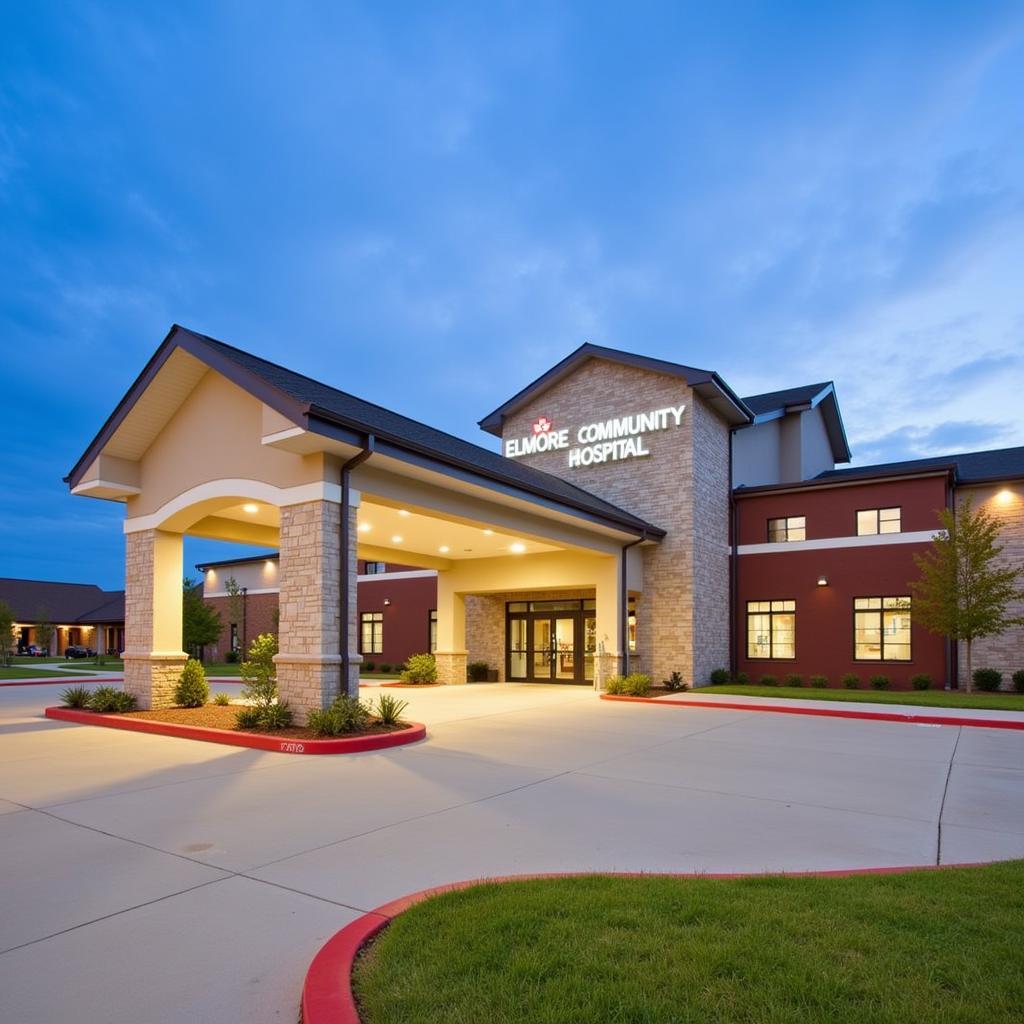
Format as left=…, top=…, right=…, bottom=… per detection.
left=301, top=863, right=992, bottom=1024
left=43, top=706, right=426, bottom=754
left=600, top=693, right=1024, bottom=731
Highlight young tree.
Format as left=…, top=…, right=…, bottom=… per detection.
left=34, top=608, right=55, bottom=657
left=910, top=497, right=1024, bottom=692
left=182, top=577, right=222, bottom=659
left=224, top=576, right=245, bottom=655
left=0, top=600, right=15, bottom=667
left=239, top=632, right=279, bottom=709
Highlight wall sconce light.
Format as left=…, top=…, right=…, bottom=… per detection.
left=817, top=575, right=828, bottom=587
left=383, top=598, right=391, bottom=606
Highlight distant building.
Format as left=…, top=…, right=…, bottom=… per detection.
left=0, top=578, right=125, bottom=655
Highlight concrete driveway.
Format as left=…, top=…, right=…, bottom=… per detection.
left=1, top=681, right=1022, bottom=1023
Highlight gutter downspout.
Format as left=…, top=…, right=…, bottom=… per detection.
left=340, top=436, right=375, bottom=694
left=946, top=469, right=957, bottom=691
left=729, top=429, right=738, bottom=681
left=620, top=535, right=645, bottom=677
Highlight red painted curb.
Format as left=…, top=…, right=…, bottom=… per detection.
left=301, top=862, right=992, bottom=1024
left=600, top=693, right=1024, bottom=731
left=379, top=682, right=440, bottom=688
left=0, top=677, right=122, bottom=687
left=43, top=707, right=426, bottom=754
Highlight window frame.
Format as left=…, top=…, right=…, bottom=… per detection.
left=428, top=609, right=437, bottom=653
left=852, top=596, right=912, bottom=662
left=745, top=599, right=797, bottom=660
left=766, top=516, right=806, bottom=543
left=362, top=561, right=387, bottom=575
left=360, top=611, right=384, bottom=655
left=855, top=507, right=901, bottom=537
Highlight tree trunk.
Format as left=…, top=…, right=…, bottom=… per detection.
left=965, top=638, right=973, bottom=694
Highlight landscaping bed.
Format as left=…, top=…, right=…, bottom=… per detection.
left=697, top=684, right=1024, bottom=712
left=348, top=864, right=1024, bottom=1024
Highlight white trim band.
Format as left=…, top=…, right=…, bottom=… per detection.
left=738, top=530, right=940, bottom=556
left=357, top=570, right=439, bottom=582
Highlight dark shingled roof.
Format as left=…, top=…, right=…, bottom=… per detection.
left=815, top=445, right=1024, bottom=486
left=0, top=579, right=125, bottom=623
left=183, top=328, right=665, bottom=537
left=741, top=382, right=833, bottom=416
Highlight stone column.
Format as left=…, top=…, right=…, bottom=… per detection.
left=434, top=572, right=467, bottom=684
left=275, top=498, right=358, bottom=722
left=593, top=559, right=623, bottom=689
left=122, top=528, right=187, bottom=709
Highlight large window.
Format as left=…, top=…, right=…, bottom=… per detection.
left=767, top=516, right=806, bottom=543
left=362, top=561, right=387, bottom=575
left=854, top=597, right=911, bottom=661
left=856, top=507, right=901, bottom=536
left=428, top=610, right=437, bottom=653
left=360, top=611, right=383, bottom=654
left=746, top=600, right=796, bottom=659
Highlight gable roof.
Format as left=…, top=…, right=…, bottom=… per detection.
left=67, top=326, right=664, bottom=540
left=477, top=342, right=753, bottom=437
left=740, top=381, right=852, bottom=464
left=0, top=579, right=125, bottom=623
left=814, top=445, right=1024, bottom=486
left=741, top=382, right=832, bottom=416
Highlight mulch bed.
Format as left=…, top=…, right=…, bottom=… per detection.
left=81, top=705, right=406, bottom=741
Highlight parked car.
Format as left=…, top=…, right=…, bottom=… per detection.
left=64, top=646, right=96, bottom=659
left=21, top=645, right=48, bottom=657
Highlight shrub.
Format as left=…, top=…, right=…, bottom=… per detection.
left=307, top=696, right=373, bottom=737
left=89, top=686, right=136, bottom=712
left=869, top=675, right=891, bottom=690
left=467, top=661, right=490, bottom=682
left=604, top=675, right=628, bottom=695
left=175, top=658, right=209, bottom=708
left=759, top=675, right=778, bottom=687
left=784, top=673, right=803, bottom=688
left=734, top=671, right=750, bottom=685
left=973, top=667, right=1002, bottom=692
left=60, top=685, right=92, bottom=708
left=624, top=673, right=651, bottom=697
left=664, top=671, right=688, bottom=692
left=212, top=692, right=231, bottom=706
left=363, top=661, right=376, bottom=674
left=401, top=653, right=438, bottom=684
left=235, top=706, right=262, bottom=730
left=841, top=673, right=860, bottom=689
left=225, top=650, right=238, bottom=664
left=809, top=674, right=829, bottom=689
left=709, top=668, right=730, bottom=685
left=1013, top=670, right=1024, bottom=694
left=375, top=693, right=409, bottom=726
left=379, top=663, right=392, bottom=673
left=240, top=633, right=279, bottom=711
left=260, top=702, right=293, bottom=730
left=910, top=674, right=933, bottom=691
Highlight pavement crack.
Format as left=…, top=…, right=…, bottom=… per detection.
left=936, top=726, right=962, bottom=865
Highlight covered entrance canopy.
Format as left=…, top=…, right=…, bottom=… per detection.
left=66, top=326, right=664, bottom=718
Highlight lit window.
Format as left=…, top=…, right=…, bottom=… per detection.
left=856, top=507, right=901, bottom=536
left=854, top=597, right=911, bottom=661
left=362, top=562, right=387, bottom=575
left=428, top=610, right=437, bottom=653
left=628, top=597, right=638, bottom=653
left=360, top=612, right=383, bottom=654
left=767, top=516, right=806, bottom=543
left=746, top=600, right=796, bottom=659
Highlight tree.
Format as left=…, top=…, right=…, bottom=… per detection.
left=239, top=632, right=279, bottom=709
left=182, top=577, right=222, bottom=659
left=34, top=608, right=54, bottom=657
left=910, top=497, right=1024, bottom=692
left=224, top=576, right=245, bottom=655
left=0, top=600, right=14, bottom=667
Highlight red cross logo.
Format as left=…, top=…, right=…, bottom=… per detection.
left=532, top=416, right=553, bottom=435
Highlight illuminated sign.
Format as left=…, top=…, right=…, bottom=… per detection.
left=504, top=405, right=686, bottom=467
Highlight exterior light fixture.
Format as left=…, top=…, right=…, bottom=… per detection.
left=996, top=489, right=1014, bottom=505
left=510, top=542, right=527, bottom=554
left=243, top=503, right=259, bottom=514
left=398, top=509, right=410, bottom=517
left=383, top=598, right=391, bottom=606
left=817, top=575, right=828, bottom=587
left=391, top=535, right=403, bottom=543
left=357, top=522, right=372, bottom=533
left=439, top=545, right=450, bottom=553
left=483, top=528, right=495, bottom=536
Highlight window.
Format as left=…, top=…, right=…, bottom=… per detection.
left=360, top=611, right=383, bottom=654
left=856, top=507, right=901, bottom=536
left=229, top=623, right=238, bottom=654
left=746, top=600, right=796, bottom=659
left=767, top=516, right=806, bottom=542
left=362, top=561, right=387, bottom=575
left=628, top=596, right=637, bottom=653
left=428, top=610, right=437, bottom=653
left=854, top=597, right=911, bottom=661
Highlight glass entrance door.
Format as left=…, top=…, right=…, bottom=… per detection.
left=507, top=600, right=593, bottom=685
left=531, top=617, right=576, bottom=681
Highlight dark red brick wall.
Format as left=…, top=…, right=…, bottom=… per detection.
left=357, top=575, right=437, bottom=667
left=204, top=592, right=279, bottom=662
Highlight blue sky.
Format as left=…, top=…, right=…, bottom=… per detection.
left=2, top=2, right=1023, bottom=589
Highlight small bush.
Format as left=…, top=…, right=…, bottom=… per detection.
left=869, top=675, right=891, bottom=690
left=1013, top=670, right=1024, bottom=694
left=784, top=673, right=803, bottom=688
left=260, top=702, right=293, bottom=730
left=973, top=667, right=1002, bottom=692
left=734, top=671, right=750, bottom=685
left=175, top=659, right=209, bottom=708
left=664, top=671, right=688, bottom=692
left=212, top=692, right=231, bottom=706
left=759, top=674, right=778, bottom=687
left=709, top=668, right=730, bottom=685
left=841, top=673, right=860, bottom=689
left=89, top=687, right=136, bottom=713
left=624, top=673, right=651, bottom=697
left=235, top=706, right=262, bottom=729
left=378, top=663, right=392, bottom=673
left=306, top=707, right=338, bottom=737
left=363, top=661, right=376, bottom=673
left=809, top=675, right=829, bottom=689
left=225, top=650, right=238, bottom=664
left=467, top=661, right=490, bottom=682
left=401, top=653, right=438, bottom=684
left=60, top=685, right=92, bottom=708
left=910, top=674, right=933, bottom=691
left=604, top=675, right=628, bottom=695
left=375, top=693, right=409, bottom=726
left=240, top=633, right=279, bottom=712
left=307, top=695, right=373, bottom=737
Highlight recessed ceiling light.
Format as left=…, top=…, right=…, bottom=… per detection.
left=243, top=503, right=259, bottom=514
left=357, top=523, right=372, bottom=533
left=398, top=509, right=410, bottom=517
left=391, top=535, right=403, bottom=543
left=510, top=542, right=526, bottom=554
left=483, top=528, right=494, bottom=536
left=439, top=545, right=450, bottom=553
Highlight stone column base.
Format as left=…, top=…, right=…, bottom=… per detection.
left=275, top=653, right=360, bottom=724
left=593, top=651, right=623, bottom=691
left=122, top=651, right=188, bottom=710
left=434, top=650, right=468, bottom=686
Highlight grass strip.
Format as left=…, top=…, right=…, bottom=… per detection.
left=697, top=685, right=1024, bottom=711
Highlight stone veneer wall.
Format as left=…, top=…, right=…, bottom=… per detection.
left=956, top=484, right=1024, bottom=688
left=500, top=357, right=732, bottom=685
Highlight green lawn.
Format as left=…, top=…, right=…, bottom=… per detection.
left=200, top=662, right=244, bottom=676
left=354, top=864, right=1024, bottom=1024
left=693, top=684, right=1024, bottom=711
left=0, top=666, right=99, bottom=680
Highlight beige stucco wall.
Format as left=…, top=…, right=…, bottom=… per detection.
left=500, top=357, right=732, bottom=685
